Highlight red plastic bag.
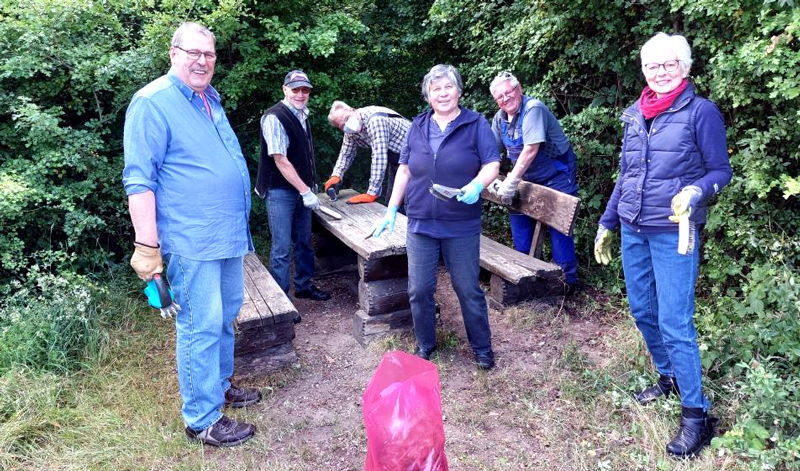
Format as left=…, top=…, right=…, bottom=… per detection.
left=362, top=350, right=449, bottom=471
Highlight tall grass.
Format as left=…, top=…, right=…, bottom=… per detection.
left=0, top=272, right=108, bottom=373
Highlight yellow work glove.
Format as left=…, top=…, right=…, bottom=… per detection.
left=346, top=193, right=378, bottom=204
left=593, top=225, right=613, bottom=265
left=324, top=176, right=341, bottom=192
left=668, top=186, right=703, bottom=223
left=130, top=242, right=163, bottom=281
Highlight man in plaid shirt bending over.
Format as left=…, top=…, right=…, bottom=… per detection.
left=324, top=101, right=411, bottom=205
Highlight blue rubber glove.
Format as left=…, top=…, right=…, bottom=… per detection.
left=456, top=179, right=484, bottom=205
left=370, top=204, right=398, bottom=237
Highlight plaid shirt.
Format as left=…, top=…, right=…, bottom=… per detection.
left=332, top=106, right=411, bottom=196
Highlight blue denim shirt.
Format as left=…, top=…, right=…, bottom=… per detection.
left=123, top=71, right=253, bottom=260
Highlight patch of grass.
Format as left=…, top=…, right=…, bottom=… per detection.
left=503, top=298, right=569, bottom=333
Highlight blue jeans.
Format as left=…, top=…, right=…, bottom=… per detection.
left=165, top=254, right=244, bottom=430
left=509, top=213, right=578, bottom=285
left=406, top=232, right=492, bottom=354
left=266, top=187, right=314, bottom=294
left=620, top=225, right=709, bottom=410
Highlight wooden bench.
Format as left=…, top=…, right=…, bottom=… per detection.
left=313, top=189, right=413, bottom=345
left=479, top=179, right=581, bottom=308
left=234, top=252, right=299, bottom=371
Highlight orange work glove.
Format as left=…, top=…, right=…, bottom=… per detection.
left=130, top=242, right=163, bottom=281
left=346, top=193, right=378, bottom=204
left=324, top=176, right=341, bottom=192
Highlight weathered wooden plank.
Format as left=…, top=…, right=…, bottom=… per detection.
left=479, top=236, right=562, bottom=284
left=314, top=189, right=408, bottom=260
left=352, top=308, right=414, bottom=346
left=530, top=220, right=545, bottom=259
left=488, top=274, right=551, bottom=307
left=358, top=277, right=410, bottom=316
left=241, top=252, right=298, bottom=326
left=481, top=178, right=580, bottom=236
left=358, top=254, right=408, bottom=282
left=233, top=343, right=299, bottom=376
left=240, top=263, right=268, bottom=328
left=234, top=320, right=296, bottom=356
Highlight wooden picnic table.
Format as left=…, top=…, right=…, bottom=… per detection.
left=313, top=189, right=413, bottom=344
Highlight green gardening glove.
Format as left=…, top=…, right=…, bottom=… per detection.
left=668, top=186, right=703, bottom=223
left=594, top=225, right=613, bottom=265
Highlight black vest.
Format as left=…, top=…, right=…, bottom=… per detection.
left=256, top=101, right=316, bottom=195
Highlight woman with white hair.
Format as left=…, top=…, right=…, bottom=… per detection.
left=594, top=32, right=732, bottom=458
left=370, top=64, right=501, bottom=369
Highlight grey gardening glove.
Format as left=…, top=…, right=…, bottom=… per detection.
left=300, top=189, right=320, bottom=210
left=498, top=176, right=521, bottom=205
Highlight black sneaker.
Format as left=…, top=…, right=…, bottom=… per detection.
left=414, top=347, right=436, bottom=361
left=225, top=385, right=262, bottom=408
left=185, top=415, right=256, bottom=447
left=295, top=285, right=331, bottom=301
left=475, top=351, right=495, bottom=370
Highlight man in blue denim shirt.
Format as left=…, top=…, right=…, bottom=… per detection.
left=123, top=22, right=259, bottom=448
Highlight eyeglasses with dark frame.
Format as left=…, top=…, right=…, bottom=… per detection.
left=174, top=46, right=217, bottom=62
left=643, top=60, right=682, bottom=77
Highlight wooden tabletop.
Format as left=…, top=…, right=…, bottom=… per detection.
left=314, top=189, right=408, bottom=260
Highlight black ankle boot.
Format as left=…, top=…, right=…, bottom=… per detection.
left=666, top=407, right=717, bottom=458
left=636, top=374, right=679, bottom=405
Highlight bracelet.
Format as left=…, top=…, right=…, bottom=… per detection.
left=134, top=241, right=160, bottom=249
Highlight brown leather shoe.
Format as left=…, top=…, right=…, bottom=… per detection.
left=225, top=385, right=262, bottom=408
left=185, top=415, right=256, bottom=447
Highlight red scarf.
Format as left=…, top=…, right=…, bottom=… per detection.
left=639, top=79, right=689, bottom=119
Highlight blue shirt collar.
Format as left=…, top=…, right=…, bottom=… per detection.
left=167, top=69, right=220, bottom=102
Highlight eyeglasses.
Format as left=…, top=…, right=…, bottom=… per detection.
left=494, top=83, right=519, bottom=102
left=643, top=60, right=681, bottom=76
left=174, top=46, right=217, bottom=62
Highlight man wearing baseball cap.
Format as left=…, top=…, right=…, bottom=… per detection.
left=256, top=70, right=331, bottom=302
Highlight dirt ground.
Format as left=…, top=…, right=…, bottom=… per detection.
left=219, top=267, right=615, bottom=470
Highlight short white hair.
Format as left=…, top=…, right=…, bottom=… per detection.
left=489, top=71, right=520, bottom=97
left=421, top=64, right=462, bottom=101
left=640, top=32, right=692, bottom=74
left=328, top=100, right=354, bottom=126
left=171, top=22, right=215, bottom=48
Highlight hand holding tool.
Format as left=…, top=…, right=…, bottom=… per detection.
left=369, top=204, right=398, bottom=238
left=497, top=175, right=521, bottom=205
left=130, top=242, right=163, bottom=281
left=429, top=183, right=463, bottom=201
left=324, top=176, right=342, bottom=200
left=456, top=179, right=484, bottom=204
left=300, top=189, right=321, bottom=210
left=143, top=273, right=181, bottom=319
left=594, top=225, right=613, bottom=265
left=668, top=186, right=703, bottom=223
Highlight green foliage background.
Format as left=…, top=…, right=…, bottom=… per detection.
left=0, top=0, right=798, bottom=467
